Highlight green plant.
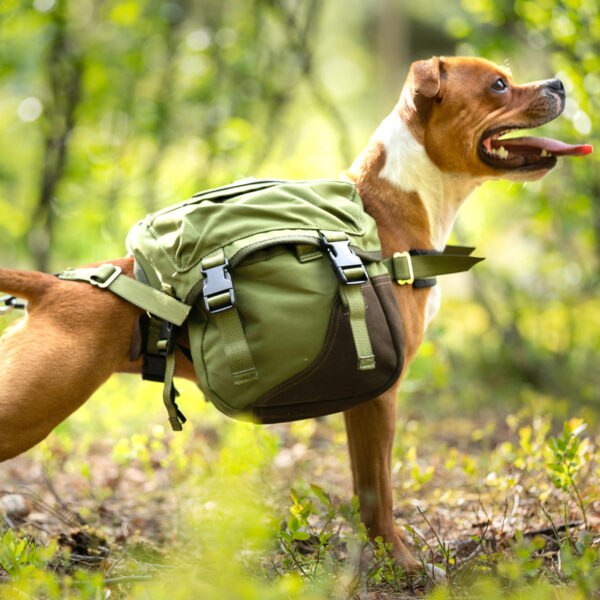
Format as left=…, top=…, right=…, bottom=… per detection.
left=546, top=419, right=591, bottom=529
left=0, top=529, right=55, bottom=579
left=279, top=486, right=337, bottom=580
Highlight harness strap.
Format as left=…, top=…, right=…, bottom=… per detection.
left=382, top=247, right=483, bottom=285
left=58, top=264, right=191, bottom=325
left=201, top=251, right=258, bottom=385
left=140, top=315, right=169, bottom=382
left=162, top=351, right=186, bottom=431
left=58, top=264, right=191, bottom=432
left=0, top=295, right=26, bottom=314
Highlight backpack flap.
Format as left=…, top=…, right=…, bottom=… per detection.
left=188, top=233, right=404, bottom=422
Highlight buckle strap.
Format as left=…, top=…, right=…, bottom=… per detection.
left=0, top=295, right=26, bottom=314
left=141, top=315, right=169, bottom=382
left=321, top=231, right=368, bottom=285
left=382, top=246, right=484, bottom=286
left=162, top=351, right=186, bottom=431
left=339, top=284, right=375, bottom=371
left=201, top=251, right=257, bottom=385
left=212, top=308, right=258, bottom=384
left=393, top=252, right=414, bottom=285
left=321, top=231, right=374, bottom=371
left=201, top=257, right=235, bottom=313
left=58, top=264, right=191, bottom=325
left=443, top=245, right=476, bottom=256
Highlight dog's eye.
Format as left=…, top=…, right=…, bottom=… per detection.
left=490, top=78, right=508, bottom=93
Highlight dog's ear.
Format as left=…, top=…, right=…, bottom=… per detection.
left=410, top=58, right=442, bottom=99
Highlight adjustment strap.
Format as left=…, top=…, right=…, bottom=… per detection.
left=444, top=245, right=476, bottom=256
left=141, top=315, right=169, bottom=382
left=339, top=284, right=375, bottom=370
left=58, top=264, right=191, bottom=325
left=201, top=251, right=257, bottom=385
left=321, top=230, right=369, bottom=284
left=162, top=351, right=186, bottom=431
left=212, top=309, right=258, bottom=384
left=382, top=247, right=483, bottom=286
left=321, top=231, right=375, bottom=371
left=0, top=295, right=26, bottom=314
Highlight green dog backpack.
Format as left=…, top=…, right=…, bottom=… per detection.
left=59, top=179, right=482, bottom=429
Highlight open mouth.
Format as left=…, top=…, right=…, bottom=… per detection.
left=479, top=125, right=592, bottom=171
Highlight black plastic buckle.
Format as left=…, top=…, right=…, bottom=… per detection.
left=201, top=259, right=235, bottom=313
left=0, top=295, right=26, bottom=314
left=322, top=238, right=368, bottom=285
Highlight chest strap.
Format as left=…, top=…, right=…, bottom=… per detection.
left=381, top=245, right=483, bottom=287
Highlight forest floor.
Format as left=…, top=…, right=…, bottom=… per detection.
left=0, top=377, right=599, bottom=599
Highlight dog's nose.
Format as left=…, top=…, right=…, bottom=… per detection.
left=545, top=78, right=565, bottom=93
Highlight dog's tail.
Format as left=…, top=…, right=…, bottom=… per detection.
left=0, top=268, right=55, bottom=301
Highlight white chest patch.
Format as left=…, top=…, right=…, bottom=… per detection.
left=424, top=285, right=441, bottom=332
left=372, top=110, right=464, bottom=251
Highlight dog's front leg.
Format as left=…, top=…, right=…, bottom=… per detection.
left=344, top=388, right=419, bottom=570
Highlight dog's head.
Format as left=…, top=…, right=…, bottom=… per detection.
left=399, top=56, right=591, bottom=182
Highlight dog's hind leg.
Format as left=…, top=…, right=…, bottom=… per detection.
left=0, top=263, right=141, bottom=461
left=344, top=388, right=420, bottom=571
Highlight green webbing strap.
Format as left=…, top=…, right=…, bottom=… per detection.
left=201, top=251, right=257, bottom=385
left=58, top=264, right=191, bottom=325
left=339, top=284, right=375, bottom=370
left=59, top=263, right=189, bottom=431
left=321, top=230, right=347, bottom=243
left=162, top=351, right=184, bottom=431
left=212, top=308, right=258, bottom=384
left=321, top=230, right=375, bottom=371
left=381, top=248, right=484, bottom=285
left=146, top=316, right=163, bottom=353
left=444, top=245, right=476, bottom=256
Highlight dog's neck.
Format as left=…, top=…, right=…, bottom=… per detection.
left=345, top=108, right=481, bottom=254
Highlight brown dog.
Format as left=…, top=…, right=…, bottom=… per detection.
left=0, top=57, right=591, bottom=570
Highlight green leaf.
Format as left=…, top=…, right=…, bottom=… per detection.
left=287, top=515, right=299, bottom=534
left=310, top=484, right=331, bottom=507
left=292, top=530, right=311, bottom=541
left=280, top=530, right=292, bottom=543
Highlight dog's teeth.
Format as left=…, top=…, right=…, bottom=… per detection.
left=540, top=149, right=550, bottom=157
left=489, top=146, right=509, bottom=159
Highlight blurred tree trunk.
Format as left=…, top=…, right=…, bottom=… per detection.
left=376, top=0, right=410, bottom=110
left=142, top=0, right=191, bottom=214
left=31, top=3, right=82, bottom=272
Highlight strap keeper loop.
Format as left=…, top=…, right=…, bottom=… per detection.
left=393, top=251, right=414, bottom=285
left=91, top=265, right=122, bottom=288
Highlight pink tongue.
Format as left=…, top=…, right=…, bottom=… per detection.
left=492, top=136, right=593, bottom=156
